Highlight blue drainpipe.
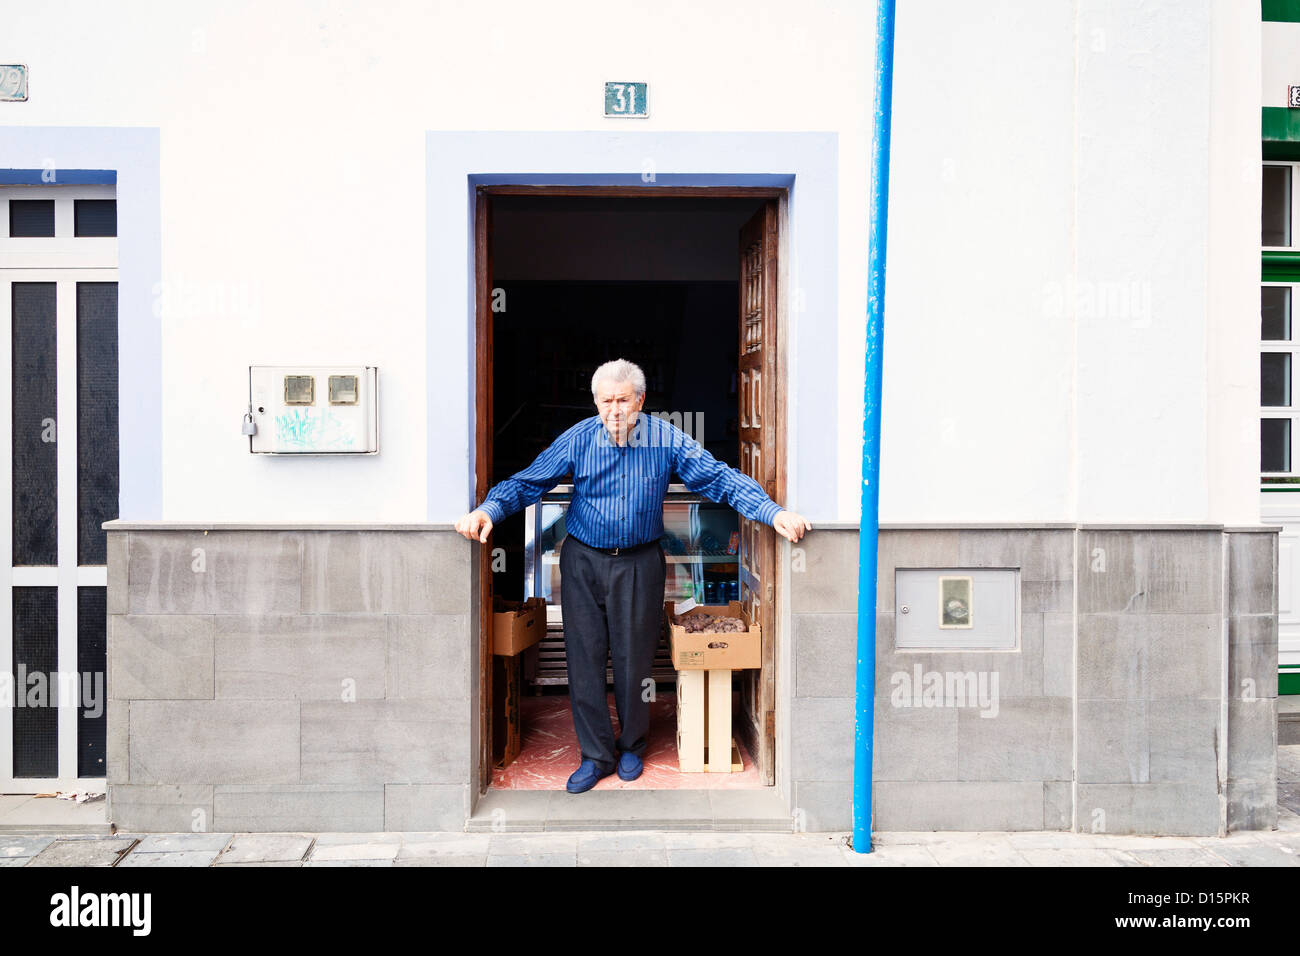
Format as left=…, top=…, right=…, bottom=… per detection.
left=853, top=0, right=895, bottom=854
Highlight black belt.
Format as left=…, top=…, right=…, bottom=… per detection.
left=567, top=534, right=660, bottom=556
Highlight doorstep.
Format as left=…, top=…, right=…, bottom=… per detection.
left=467, top=786, right=793, bottom=832
left=0, top=794, right=112, bottom=834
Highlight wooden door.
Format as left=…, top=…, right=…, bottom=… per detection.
left=475, top=190, right=495, bottom=793
left=737, top=201, right=780, bottom=786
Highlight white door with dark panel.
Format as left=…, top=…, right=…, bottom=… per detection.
left=0, top=185, right=119, bottom=792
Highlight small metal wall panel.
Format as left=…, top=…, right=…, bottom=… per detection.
left=248, top=366, right=377, bottom=454
left=894, top=567, right=1019, bottom=649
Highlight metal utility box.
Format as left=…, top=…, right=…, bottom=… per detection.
left=894, top=568, right=1020, bottom=650
left=248, top=366, right=378, bottom=454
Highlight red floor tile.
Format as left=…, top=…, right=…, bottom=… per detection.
left=490, top=691, right=765, bottom=790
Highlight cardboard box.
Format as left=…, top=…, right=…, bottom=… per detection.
left=665, top=600, right=761, bottom=670
left=492, top=596, right=546, bottom=656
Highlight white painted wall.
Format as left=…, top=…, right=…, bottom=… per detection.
left=0, top=0, right=1261, bottom=524
left=1209, top=1, right=1263, bottom=527
left=882, top=1, right=1075, bottom=522
left=1263, top=19, right=1300, bottom=107
left=880, top=0, right=1259, bottom=524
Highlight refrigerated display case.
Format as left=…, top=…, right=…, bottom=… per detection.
left=521, top=483, right=742, bottom=687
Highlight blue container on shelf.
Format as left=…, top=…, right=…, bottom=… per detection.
left=727, top=579, right=740, bottom=602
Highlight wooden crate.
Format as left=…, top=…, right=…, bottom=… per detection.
left=492, top=653, right=522, bottom=769
left=675, top=669, right=743, bottom=772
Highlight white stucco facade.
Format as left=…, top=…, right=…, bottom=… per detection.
left=0, top=0, right=1264, bottom=526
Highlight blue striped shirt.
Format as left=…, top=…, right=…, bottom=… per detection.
left=475, top=413, right=782, bottom=548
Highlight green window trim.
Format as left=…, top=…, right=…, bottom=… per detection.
left=1264, top=0, right=1300, bottom=22
left=1263, top=108, right=1300, bottom=159
left=1262, top=250, right=1300, bottom=280
left=1281, top=669, right=1300, bottom=695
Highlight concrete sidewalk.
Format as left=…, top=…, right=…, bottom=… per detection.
left=3, top=737, right=1296, bottom=867
left=1, top=819, right=1297, bottom=866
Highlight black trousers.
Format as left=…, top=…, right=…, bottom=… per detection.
left=559, top=534, right=666, bottom=774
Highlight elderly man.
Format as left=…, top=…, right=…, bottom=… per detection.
left=455, top=358, right=810, bottom=793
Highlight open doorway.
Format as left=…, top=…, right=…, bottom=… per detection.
left=473, top=187, right=785, bottom=795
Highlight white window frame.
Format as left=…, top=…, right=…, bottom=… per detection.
left=0, top=183, right=116, bottom=792
left=1263, top=161, right=1300, bottom=252
left=1262, top=280, right=1299, bottom=480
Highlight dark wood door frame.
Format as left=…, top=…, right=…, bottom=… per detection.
left=473, top=183, right=788, bottom=793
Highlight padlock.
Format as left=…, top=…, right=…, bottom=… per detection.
left=241, top=413, right=258, bottom=436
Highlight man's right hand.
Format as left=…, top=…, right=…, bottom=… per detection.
left=455, top=509, right=494, bottom=543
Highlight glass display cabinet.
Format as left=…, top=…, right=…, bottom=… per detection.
left=521, top=483, right=741, bottom=686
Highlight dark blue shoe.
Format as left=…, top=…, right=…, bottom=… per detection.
left=566, top=759, right=614, bottom=794
left=617, top=750, right=643, bottom=781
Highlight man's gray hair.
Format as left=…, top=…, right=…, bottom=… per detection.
left=591, top=358, right=646, bottom=399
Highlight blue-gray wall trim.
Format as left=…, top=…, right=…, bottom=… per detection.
left=0, top=168, right=117, bottom=184
left=426, top=130, right=839, bottom=523
left=0, top=127, right=162, bottom=519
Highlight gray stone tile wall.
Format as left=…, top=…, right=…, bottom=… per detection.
left=106, top=530, right=472, bottom=832
left=1226, top=531, right=1279, bottom=831
left=106, top=524, right=1278, bottom=835
left=790, top=526, right=1278, bottom=834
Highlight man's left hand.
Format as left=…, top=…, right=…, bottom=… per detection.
left=773, top=510, right=811, bottom=543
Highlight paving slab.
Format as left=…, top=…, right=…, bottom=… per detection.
left=1274, top=809, right=1300, bottom=833
left=840, top=844, right=939, bottom=866
left=1127, top=848, right=1231, bottom=866
left=309, top=841, right=401, bottom=861
left=926, top=841, right=1032, bottom=867
left=117, top=850, right=219, bottom=867
left=27, top=838, right=136, bottom=867
left=1203, top=843, right=1300, bottom=866
left=304, top=859, right=394, bottom=866
left=397, top=834, right=492, bottom=859
left=1007, top=832, right=1108, bottom=850
left=1266, top=830, right=1300, bottom=849
left=1086, top=832, right=1196, bottom=848
left=662, top=831, right=753, bottom=849
left=1017, top=848, right=1136, bottom=866
left=1191, top=832, right=1268, bottom=847
left=312, top=831, right=403, bottom=846
left=751, top=832, right=849, bottom=850
left=133, top=833, right=233, bottom=853
left=215, top=833, right=313, bottom=864
left=488, top=833, right=578, bottom=855
left=0, top=835, right=56, bottom=860
left=212, top=860, right=303, bottom=867
left=575, top=831, right=667, bottom=852
left=486, top=852, right=576, bottom=866
left=666, top=846, right=758, bottom=866
left=576, top=849, right=670, bottom=866
left=750, top=844, right=848, bottom=866
left=394, top=856, right=485, bottom=867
